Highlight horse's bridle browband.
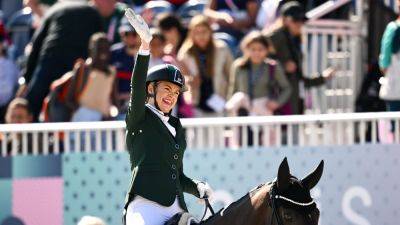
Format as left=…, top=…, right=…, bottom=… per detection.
left=274, top=195, right=315, bottom=207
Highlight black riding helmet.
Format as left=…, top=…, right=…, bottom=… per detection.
left=146, top=64, right=187, bottom=93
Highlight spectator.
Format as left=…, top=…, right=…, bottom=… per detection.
left=204, top=0, right=259, bottom=39
left=110, top=17, right=140, bottom=119
left=356, top=62, right=386, bottom=142
left=379, top=2, right=400, bottom=132
left=69, top=33, right=118, bottom=122
left=226, top=30, right=291, bottom=116
left=17, top=1, right=104, bottom=121
left=178, top=15, right=233, bottom=117
left=0, top=33, right=19, bottom=123
left=92, top=0, right=128, bottom=44
left=4, top=98, right=33, bottom=124
left=265, top=1, right=334, bottom=115
left=149, top=27, right=167, bottom=68
left=1, top=98, right=35, bottom=155
left=156, top=13, right=192, bottom=117
left=77, top=216, right=106, bottom=225
left=6, top=0, right=55, bottom=61
left=156, top=13, right=187, bottom=57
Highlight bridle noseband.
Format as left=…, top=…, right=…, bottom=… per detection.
left=267, top=182, right=315, bottom=225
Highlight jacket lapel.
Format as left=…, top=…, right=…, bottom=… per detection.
left=146, top=107, right=178, bottom=145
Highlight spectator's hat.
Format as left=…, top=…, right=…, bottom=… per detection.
left=280, top=1, right=307, bottom=21
left=119, top=17, right=136, bottom=33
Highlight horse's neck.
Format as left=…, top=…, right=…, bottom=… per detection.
left=203, top=184, right=274, bottom=225
left=251, top=184, right=274, bottom=225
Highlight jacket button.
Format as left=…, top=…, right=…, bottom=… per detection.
left=171, top=165, right=176, bottom=170
left=175, top=144, right=179, bottom=149
left=172, top=174, right=176, bottom=179
left=139, top=130, right=142, bottom=133
left=173, top=154, right=178, bottom=160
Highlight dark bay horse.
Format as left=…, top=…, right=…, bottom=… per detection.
left=168, top=157, right=324, bottom=225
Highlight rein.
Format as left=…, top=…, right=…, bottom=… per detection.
left=200, top=198, right=215, bottom=222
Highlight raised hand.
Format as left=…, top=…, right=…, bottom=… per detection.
left=125, top=8, right=152, bottom=44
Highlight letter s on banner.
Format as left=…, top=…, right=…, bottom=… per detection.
left=342, top=186, right=372, bottom=225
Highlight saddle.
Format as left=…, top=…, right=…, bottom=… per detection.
left=164, top=212, right=199, bottom=225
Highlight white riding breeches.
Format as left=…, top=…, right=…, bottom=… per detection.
left=126, top=195, right=183, bottom=225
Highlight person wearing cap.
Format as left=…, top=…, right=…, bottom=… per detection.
left=122, top=9, right=213, bottom=225
left=265, top=1, right=334, bottom=115
left=111, top=17, right=140, bottom=120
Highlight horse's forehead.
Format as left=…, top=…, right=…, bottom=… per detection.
left=288, top=178, right=308, bottom=193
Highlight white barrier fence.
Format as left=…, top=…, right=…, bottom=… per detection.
left=1, top=112, right=400, bottom=156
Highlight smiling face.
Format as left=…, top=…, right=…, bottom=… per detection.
left=148, top=81, right=180, bottom=113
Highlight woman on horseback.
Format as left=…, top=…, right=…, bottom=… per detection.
left=122, top=9, right=213, bottom=225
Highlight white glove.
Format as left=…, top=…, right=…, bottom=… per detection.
left=124, top=8, right=152, bottom=44
left=197, top=182, right=213, bottom=199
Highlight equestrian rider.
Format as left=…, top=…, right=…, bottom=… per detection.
left=123, top=9, right=213, bottom=225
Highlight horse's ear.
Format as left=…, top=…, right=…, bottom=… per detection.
left=277, top=157, right=291, bottom=191
left=301, top=160, right=324, bottom=190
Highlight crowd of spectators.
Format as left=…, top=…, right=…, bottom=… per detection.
left=0, top=0, right=337, bottom=126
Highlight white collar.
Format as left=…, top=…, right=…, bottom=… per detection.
left=146, top=104, right=169, bottom=123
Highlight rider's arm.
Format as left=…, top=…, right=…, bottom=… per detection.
left=125, top=44, right=150, bottom=129
left=180, top=166, right=200, bottom=197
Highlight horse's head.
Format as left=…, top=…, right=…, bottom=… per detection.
left=269, top=157, right=324, bottom=225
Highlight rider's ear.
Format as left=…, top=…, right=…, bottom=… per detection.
left=277, top=157, right=290, bottom=191
left=147, top=83, right=154, bottom=95
left=301, top=160, right=324, bottom=190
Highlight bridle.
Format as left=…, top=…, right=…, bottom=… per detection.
left=199, top=182, right=316, bottom=225
left=268, top=182, right=315, bottom=225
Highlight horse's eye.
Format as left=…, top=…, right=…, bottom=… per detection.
left=283, top=212, right=293, bottom=222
